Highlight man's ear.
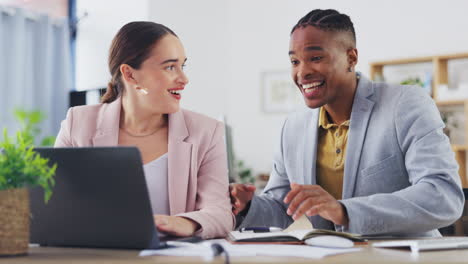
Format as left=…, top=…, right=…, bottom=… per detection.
left=347, top=48, right=358, bottom=69
left=120, top=64, right=138, bottom=85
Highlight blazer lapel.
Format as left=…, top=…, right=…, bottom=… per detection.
left=342, top=76, right=375, bottom=199
left=92, top=97, right=121, bottom=146
left=167, top=110, right=192, bottom=215
left=302, top=109, right=320, bottom=185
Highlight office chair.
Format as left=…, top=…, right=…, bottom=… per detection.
left=453, top=188, right=468, bottom=236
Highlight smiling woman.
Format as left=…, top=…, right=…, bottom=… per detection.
left=54, top=21, right=235, bottom=239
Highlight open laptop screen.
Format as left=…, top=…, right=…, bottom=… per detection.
left=30, top=147, right=161, bottom=249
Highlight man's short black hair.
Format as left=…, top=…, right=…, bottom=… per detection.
left=291, top=9, right=356, bottom=46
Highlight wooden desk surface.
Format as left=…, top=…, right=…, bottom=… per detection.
left=2, top=244, right=468, bottom=264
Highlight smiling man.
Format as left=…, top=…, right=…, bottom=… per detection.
left=230, top=9, right=464, bottom=237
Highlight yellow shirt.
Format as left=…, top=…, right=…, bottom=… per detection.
left=316, top=107, right=349, bottom=200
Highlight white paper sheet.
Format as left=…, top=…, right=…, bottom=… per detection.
left=140, top=239, right=361, bottom=259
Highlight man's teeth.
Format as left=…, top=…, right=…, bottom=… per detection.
left=302, top=81, right=324, bottom=92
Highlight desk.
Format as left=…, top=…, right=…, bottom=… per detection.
left=2, top=245, right=468, bottom=264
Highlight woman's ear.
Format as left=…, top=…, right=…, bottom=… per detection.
left=120, top=64, right=138, bottom=85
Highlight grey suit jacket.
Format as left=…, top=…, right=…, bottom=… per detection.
left=239, top=75, right=464, bottom=237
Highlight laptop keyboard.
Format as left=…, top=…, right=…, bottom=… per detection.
left=373, top=237, right=468, bottom=252
left=414, top=237, right=468, bottom=250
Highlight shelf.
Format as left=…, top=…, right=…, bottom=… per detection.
left=437, top=53, right=468, bottom=61
left=436, top=100, right=467, bottom=106
left=370, top=56, right=434, bottom=66
left=452, top=145, right=468, bottom=151
left=370, top=53, right=468, bottom=67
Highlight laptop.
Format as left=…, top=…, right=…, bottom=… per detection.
left=30, top=147, right=166, bottom=249
left=372, top=237, right=468, bottom=252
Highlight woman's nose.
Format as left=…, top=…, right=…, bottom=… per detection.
left=177, top=70, right=189, bottom=85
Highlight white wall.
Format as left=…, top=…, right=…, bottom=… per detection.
left=148, top=0, right=230, bottom=119
left=77, top=0, right=468, bottom=175
left=75, top=0, right=149, bottom=91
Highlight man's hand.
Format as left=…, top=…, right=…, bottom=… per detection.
left=154, top=215, right=200, bottom=237
left=229, top=183, right=256, bottom=215
left=283, top=183, right=349, bottom=226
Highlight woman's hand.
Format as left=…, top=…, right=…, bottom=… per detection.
left=154, top=215, right=200, bottom=237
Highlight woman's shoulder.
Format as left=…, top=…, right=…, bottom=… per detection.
left=178, top=109, right=224, bottom=140
left=180, top=109, right=222, bottom=128
left=66, top=103, right=107, bottom=123
left=56, top=103, right=112, bottom=147
left=69, top=103, right=105, bottom=114
left=176, top=109, right=225, bottom=153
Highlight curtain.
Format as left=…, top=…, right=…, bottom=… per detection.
left=0, top=6, right=70, bottom=142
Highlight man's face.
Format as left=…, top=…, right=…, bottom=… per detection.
left=289, top=25, right=355, bottom=109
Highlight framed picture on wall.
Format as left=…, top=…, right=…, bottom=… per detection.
left=262, top=71, right=302, bottom=113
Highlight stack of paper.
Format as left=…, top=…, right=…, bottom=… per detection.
left=140, top=239, right=361, bottom=259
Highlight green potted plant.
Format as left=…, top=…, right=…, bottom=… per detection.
left=236, top=160, right=254, bottom=184
left=14, top=109, right=56, bottom=147
left=400, top=76, right=433, bottom=96
left=400, top=77, right=424, bottom=87
left=440, top=111, right=459, bottom=140
left=0, top=110, right=56, bottom=256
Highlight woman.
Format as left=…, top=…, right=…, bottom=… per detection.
left=55, top=22, right=234, bottom=239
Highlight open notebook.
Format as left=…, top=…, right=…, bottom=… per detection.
left=229, top=216, right=364, bottom=243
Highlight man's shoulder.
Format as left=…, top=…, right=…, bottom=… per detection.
left=371, top=80, right=430, bottom=104
left=368, top=80, right=441, bottom=139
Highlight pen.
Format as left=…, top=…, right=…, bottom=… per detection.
left=239, top=227, right=283, bottom=233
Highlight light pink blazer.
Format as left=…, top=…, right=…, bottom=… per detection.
left=55, top=97, right=235, bottom=239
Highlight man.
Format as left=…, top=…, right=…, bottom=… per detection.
left=231, top=9, right=464, bottom=236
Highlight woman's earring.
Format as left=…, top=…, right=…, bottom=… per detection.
left=136, top=86, right=148, bottom=95
left=140, top=88, right=149, bottom=95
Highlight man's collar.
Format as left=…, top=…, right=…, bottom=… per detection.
left=319, top=107, right=350, bottom=129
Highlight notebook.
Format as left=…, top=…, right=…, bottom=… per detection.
left=228, top=228, right=364, bottom=243
left=30, top=147, right=189, bottom=249
left=229, top=214, right=363, bottom=243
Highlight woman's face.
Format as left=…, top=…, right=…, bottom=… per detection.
left=131, top=34, right=188, bottom=114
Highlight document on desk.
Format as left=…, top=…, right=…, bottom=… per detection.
left=140, top=239, right=361, bottom=258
